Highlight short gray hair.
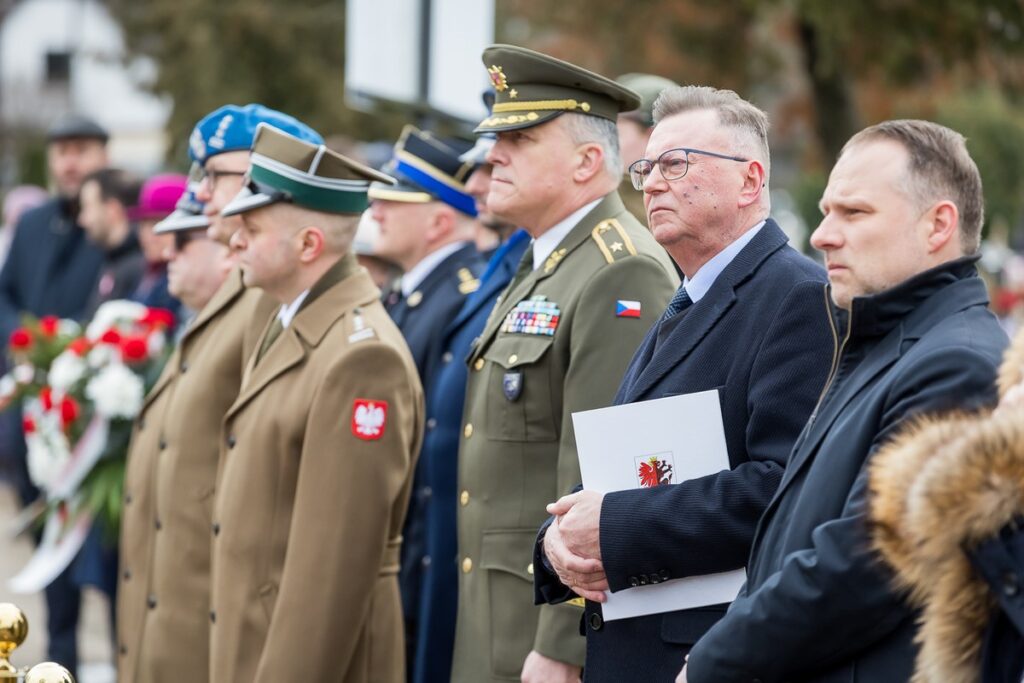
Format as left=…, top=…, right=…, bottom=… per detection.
left=842, top=119, right=984, bottom=254
left=653, top=86, right=771, bottom=182
left=562, top=113, right=621, bottom=180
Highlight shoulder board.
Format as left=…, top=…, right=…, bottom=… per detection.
left=457, top=267, right=480, bottom=295
left=347, top=307, right=377, bottom=344
left=590, top=218, right=638, bottom=264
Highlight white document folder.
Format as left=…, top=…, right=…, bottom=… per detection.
left=571, top=390, right=747, bottom=621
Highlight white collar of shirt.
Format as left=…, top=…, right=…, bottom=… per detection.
left=531, top=198, right=602, bottom=271
left=683, top=220, right=766, bottom=303
left=277, top=290, right=310, bottom=329
left=400, top=241, right=468, bottom=297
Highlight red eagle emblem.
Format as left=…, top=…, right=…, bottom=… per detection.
left=638, top=457, right=674, bottom=488
left=352, top=399, right=387, bottom=440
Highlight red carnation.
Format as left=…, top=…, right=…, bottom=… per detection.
left=141, top=308, right=175, bottom=329
left=60, top=396, right=79, bottom=426
left=121, top=336, right=149, bottom=363
left=39, top=386, right=53, bottom=411
left=9, top=328, right=32, bottom=350
left=39, top=316, right=59, bottom=338
left=100, top=329, right=122, bottom=345
left=67, top=338, right=91, bottom=356
left=22, top=416, right=35, bottom=434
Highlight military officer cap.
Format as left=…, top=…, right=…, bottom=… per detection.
left=474, top=44, right=641, bottom=134
left=154, top=163, right=210, bottom=234
left=47, top=114, right=109, bottom=143
left=367, top=125, right=477, bottom=217
left=222, top=123, right=396, bottom=217
left=189, top=103, right=323, bottom=166
left=616, top=73, right=679, bottom=128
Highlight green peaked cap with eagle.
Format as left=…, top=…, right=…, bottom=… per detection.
left=222, top=123, right=396, bottom=217
left=474, top=44, right=641, bottom=134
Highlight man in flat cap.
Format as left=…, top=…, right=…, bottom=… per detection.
left=616, top=73, right=678, bottom=225
left=116, top=104, right=318, bottom=683
left=452, top=44, right=678, bottom=683
left=211, top=124, right=423, bottom=683
left=367, top=124, right=484, bottom=677
left=0, top=113, right=108, bottom=676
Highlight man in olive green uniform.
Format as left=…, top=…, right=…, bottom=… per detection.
left=210, top=124, right=423, bottom=683
left=452, top=45, right=679, bottom=683
left=616, top=73, right=678, bottom=225
left=117, top=105, right=318, bottom=683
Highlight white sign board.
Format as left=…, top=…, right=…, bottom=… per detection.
left=345, top=0, right=493, bottom=124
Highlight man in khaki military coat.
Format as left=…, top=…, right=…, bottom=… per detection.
left=452, top=45, right=679, bottom=683
left=210, top=124, right=424, bottom=683
left=116, top=105, right=318, bottom=682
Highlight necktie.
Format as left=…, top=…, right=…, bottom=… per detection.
left=506, top=244, right=535, bottom=294
left=255, top=317, right=284, bottom=365
left=661, top=286, right=693, bottom=321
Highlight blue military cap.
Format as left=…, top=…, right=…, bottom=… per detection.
left=188, top=103, right=323, bottom=166
left=154, top=163, right=211, bottom=233
left=368, top=125, right=477, bottom=217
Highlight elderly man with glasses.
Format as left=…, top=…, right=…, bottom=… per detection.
left=533, top=85, right=834, bottom=682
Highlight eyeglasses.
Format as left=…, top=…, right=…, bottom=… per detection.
left=628, top=148, right=749, bottom=190
left=199, top=168, right=246, bottom=191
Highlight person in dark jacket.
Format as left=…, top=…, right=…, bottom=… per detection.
left=406, top=134, right=528, bottom=683
left=534, top=85, right=833, bottom=683
left=869, top=327, right=1024, bottom=683
left=77, top=167, right=146, bottom=317
left=680, top=120, right=1009, bottom=683
left=367, top=125, right=485, bottom=676
left=0, top=114, right=108, bottom=679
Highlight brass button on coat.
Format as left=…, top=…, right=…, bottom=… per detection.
left=459, top=490, right=470, bottom=506
left=462, top=557, right=473, bottom=573
left=464, top=423, right=473, bottom=438
left=473, top=358, right=484, bottom=371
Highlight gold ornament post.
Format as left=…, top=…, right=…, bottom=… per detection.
left=0, top=604, right=74, bottom=682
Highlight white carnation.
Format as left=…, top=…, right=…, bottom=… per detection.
left=57, top=319, right=81, bottom=338
left=12, top=364, right=34, bottom=384
left=23, top=400, right=71, bottom=490
left=48, top=351, right=88, bottom=393
left=86, top=344, right=118, bottom=369
left=85, top=300, right=147, bottom=341
left=85, top=363, right=144, bottom=419
left=0, top=375, right=15, bottom=399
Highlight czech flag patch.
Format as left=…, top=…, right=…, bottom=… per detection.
left=616, top=300, right=642, bottom=318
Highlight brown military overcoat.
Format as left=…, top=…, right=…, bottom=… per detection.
left=209, top=254, right=424, bottom=683
left=117, top=268, right=275, bottom=682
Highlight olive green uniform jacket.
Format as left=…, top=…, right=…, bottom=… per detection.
left=451, top=192, right=678, bottom=681
left=117, top=269, right=274, bottom=683
left=209, top=255, right=424, bottom=683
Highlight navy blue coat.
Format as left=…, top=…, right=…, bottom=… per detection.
left=969, top=523, right=1024, bottom=682
left=533, top=221, right=832, bottom=682
left=0, top=198, right=103, bottom=343
left=409, top=230, right=529, bottom=683
left=385, top=241, right=485, bottom=671
left=688, top=257, right=1008, bottom=683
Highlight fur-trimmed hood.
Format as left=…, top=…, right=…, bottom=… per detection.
left=869, top=329, right=1024, bottom=683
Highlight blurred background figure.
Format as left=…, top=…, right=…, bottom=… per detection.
left=0, top=186, right=48, bottom=269
left=77, top=168, right=145, bottom=318
left=615, top=73, right=678, bottom=225
left=132, top=173, right=186, bottom=320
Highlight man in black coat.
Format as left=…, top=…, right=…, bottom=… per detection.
left=680, top=121, right=1008, bottom=682
left=0, top=115, right=107, bottom=678
left=532, top=86, right=833, bottom=682
left=368, top=125, right=485, bottom=676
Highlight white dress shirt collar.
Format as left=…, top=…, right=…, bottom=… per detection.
left=683, top=220, right=766, bottom=303
left=400, top=241, right=468, bottom=297
left=277, top=289, right=310, bottom=329
left=531, top=198, right=603, bottom=271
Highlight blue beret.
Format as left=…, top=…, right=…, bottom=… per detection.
left=188, top=103, right=323, bottom=165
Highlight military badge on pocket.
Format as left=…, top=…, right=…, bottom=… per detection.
left=503, top=371, right=523, bottom=401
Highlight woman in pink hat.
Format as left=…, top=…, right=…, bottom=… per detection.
left=133, top=173, right=187, bottom=319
